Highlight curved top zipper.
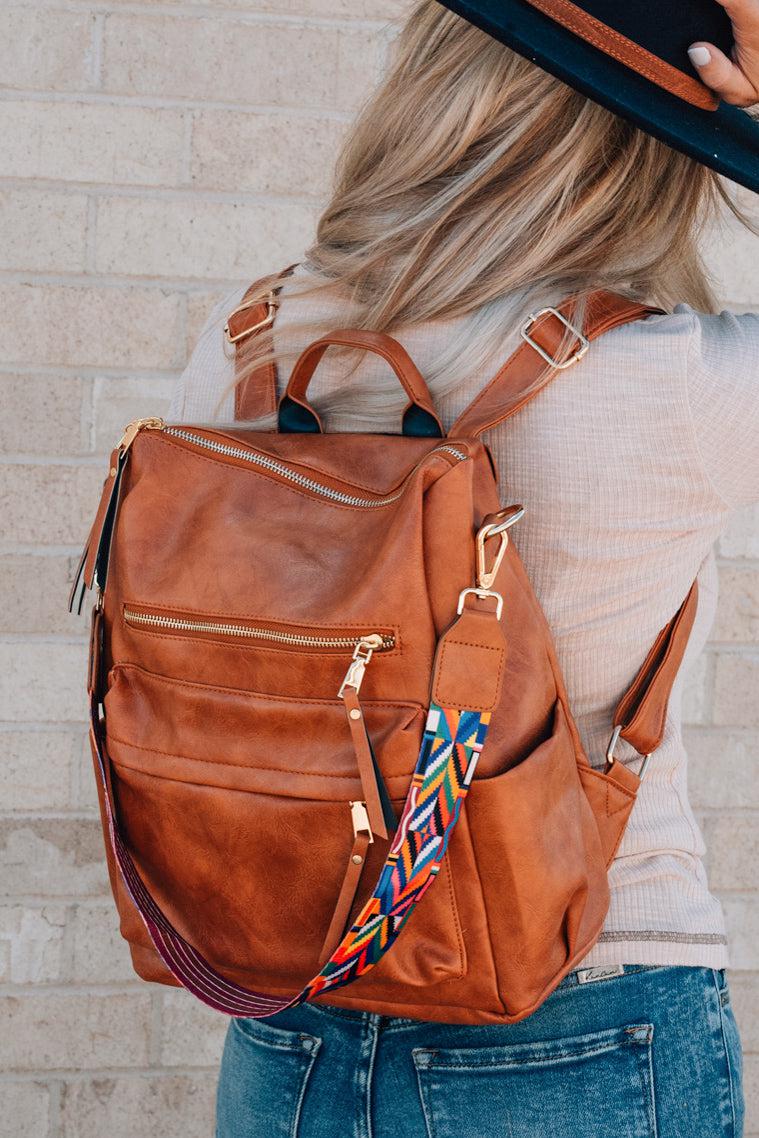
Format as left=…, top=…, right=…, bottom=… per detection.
left=162, top=425, right=467, bottom=508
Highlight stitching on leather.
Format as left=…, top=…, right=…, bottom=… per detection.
left=151, top=433, right=411, bottom=515
left=121, top=600, right=400, bottom=636
left=106, top=731, right=415, bottom=784
left=525, top=0, right=718, bottom=110
left=108, top=662, right=424, bottom=713
left=433, top=639, right=505, bottom=711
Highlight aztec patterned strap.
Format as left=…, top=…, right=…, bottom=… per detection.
left=89, top=591, right=498, bottom=1019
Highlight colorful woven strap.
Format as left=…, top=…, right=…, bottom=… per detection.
left=90, top=686, right=490, bottom=1018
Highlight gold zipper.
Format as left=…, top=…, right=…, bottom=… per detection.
left=113, top=418, right=468, bottom=509
left=123, top=608, right=395, bottom=652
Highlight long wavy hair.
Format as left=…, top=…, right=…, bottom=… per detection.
left=229, top=0, right=750, bottom=419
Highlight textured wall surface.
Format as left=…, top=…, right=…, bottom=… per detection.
left=0, top=0, right=757, bottom=1134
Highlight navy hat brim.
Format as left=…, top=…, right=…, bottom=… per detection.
left=441, top=0, right=759, bottom=194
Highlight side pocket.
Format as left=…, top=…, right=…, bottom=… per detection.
left=576, top=759, right=640, bottom=867
left=464, top=701, right=610, bottom=1018
left=216, top=1018, right=321, bottom=1138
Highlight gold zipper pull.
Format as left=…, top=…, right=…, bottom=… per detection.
left=338, top=634, right=383, bottom=698
left=118, top=417, right=165, bottom=455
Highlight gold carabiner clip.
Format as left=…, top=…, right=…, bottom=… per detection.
left=476, top=505, right=525, bottom=590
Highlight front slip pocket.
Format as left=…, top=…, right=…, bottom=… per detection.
left=103, top=664, right=463, bottom=993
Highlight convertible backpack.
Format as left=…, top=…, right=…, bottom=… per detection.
left=70, top=279, right=697, bottom=1024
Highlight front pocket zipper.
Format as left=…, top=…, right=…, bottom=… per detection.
left=123, top=607, right=396, bottom=653
left=120, top=418, right=468, bottom=509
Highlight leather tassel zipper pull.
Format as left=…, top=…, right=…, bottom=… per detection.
left=338, top=638, right=398, bottom=841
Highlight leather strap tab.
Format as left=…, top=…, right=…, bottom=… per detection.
left=342, top=687, right=392, bottom=841
left=450, top=291, right=659, bottom=439
left=229, top=266, right=296, bottom=422
left=432, top=603, right=507, bottom=714
left=614, top=582, right=699, bottom=756
left=317, top=829, right=371, bottom=967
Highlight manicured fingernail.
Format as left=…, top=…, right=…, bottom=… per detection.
left=688, top=45, right=712, bottom=67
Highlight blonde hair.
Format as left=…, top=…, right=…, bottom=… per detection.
left=232, top=0, right=749, bottom=418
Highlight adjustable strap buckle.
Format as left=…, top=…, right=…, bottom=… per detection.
left=520, top=307, right=590, bottom=370
left=224, top=290, right=279, bottom=345
left=605, top=725, right=652, bottom=781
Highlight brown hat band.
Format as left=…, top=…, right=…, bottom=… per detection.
left=524, top=0, right=719, bottom=111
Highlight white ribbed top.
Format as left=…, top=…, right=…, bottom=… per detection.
left=170, top=270, right=759, bottom=969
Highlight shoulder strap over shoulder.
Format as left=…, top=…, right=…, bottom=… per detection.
left=224, top=265, right=296, bottom=422
left=450, top=291, right=662, bottom=439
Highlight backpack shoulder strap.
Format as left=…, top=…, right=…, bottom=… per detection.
left=450, top=291, right=661, bottom=439
left=224, top=265, right=296, bottom=422
left=611, top=580, right=698, bottom=768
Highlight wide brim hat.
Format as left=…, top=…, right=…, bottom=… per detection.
left=437, top=0, right=759, bottom=194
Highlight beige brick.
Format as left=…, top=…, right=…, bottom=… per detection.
left=1, top=728, right=79, bottom=812
left=0, top=190, right=88, bottom=274
left=714, top=567, right=759, bottom=643
left=706, top=814, right=759, bottom=890
left=0, top=992, right=151, bottom=1070
left=91, top=376, right=179, bottom=455
left=94, top=196, right=316, bottom=280
left=69, top=905, right=135, bottom=984
left=0, top=818, right=108, bottom=898
left=686, top=728, right=759, bottom=810
left=186, top=289, right=233, bottom=353
left=747, top=1055, right=759, bottom=1136
left=0, top=100, right=186, bottom=186
left=335, top=25, right=387, bottom=109
left=682, top=651, right=711, bottom=726
left=104, top=14, right=350, bottom=109
left=0, top=555, right=88, bottom=635
left=60, top=1073, right=217, bottom=1138
left=0, top=1082, right=51, bottom=1138
left=714, top=652, right=759, bottom=727
left=703, top=210, right=759, bottom=307
left=191, top=109, right=347, bottom=196
left=0, top=283, right=182, bottom=370
left=0, top=904, right=66, bottom=984
left=0, top=375, right=89, bottom=457
left=159, top=990, right=228, bottom=1067
left=0, top=7, right=95, bottom=92
left=722, top=896, right=759, bottom=971
left=720, top=504, right=759, bottom=559
left=0, top=642, right=88, bottom=724
left=0, top=464, right=103, bottom=547
left=730, top=972, right=759, bottom=1051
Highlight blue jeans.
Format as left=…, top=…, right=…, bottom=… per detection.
left=216, top=965, right=744, bottom=1137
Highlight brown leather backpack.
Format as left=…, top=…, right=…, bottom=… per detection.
left=70, top=280, right=697, bottom=1025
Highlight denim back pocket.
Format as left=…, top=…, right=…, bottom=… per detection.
left=412, top=1023, right=656, bottom=1138
left=216, top=1017, right=321, bottom=1138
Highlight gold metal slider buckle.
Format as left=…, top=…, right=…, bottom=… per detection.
left=520, top=307, right=590, bottom=369
left=605, top=725, right=652, bottom=781
left=224, top=290, right=279, bottom=345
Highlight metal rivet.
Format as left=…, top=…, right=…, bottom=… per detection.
left=351, top=854, right=363, bottom=865
left=349, top=708, right=362, bottom=720
left=109, top=468, right=117, bottom=477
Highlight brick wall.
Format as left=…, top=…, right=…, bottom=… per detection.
left=0, top=1, right=757, bottom=1134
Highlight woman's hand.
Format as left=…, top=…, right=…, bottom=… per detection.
left=688, top=0, right=759, bottom=106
